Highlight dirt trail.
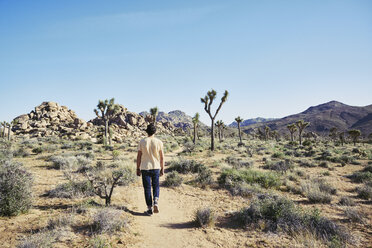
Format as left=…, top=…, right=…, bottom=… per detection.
left=124, top=148, right=212, bottom=248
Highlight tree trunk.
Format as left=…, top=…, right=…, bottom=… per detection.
left=193, top=124, right=196, bottom=144
left=7, top=125, right=11, bottom=141
left=299, top=130, right=302, bottom=145
left=238, top=123, right=242, bottom=143
left=104, top=119, right=109, bottom=145
left=218, top=127, right=221, bottom=142
left=211, top=119, right=215, bottom=151
left=290, top=132, right=293, bottom=142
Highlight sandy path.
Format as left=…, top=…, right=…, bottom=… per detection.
left=124, top=148, right=212, bottom=248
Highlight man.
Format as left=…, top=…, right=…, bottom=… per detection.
left=137, top=123, right=164, bottom=215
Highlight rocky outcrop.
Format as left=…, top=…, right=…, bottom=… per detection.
left=12, top=102, right=96, bottom=140
left=12, top=102, right=176, bottom=142
left=90, top=105, right=175, bottom=142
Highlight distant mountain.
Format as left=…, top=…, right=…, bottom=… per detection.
left=242, top=101, right=372, bottom=136
left=229, top=117, right=276, bottom=127
left=139, top=110, right=206, bottom=130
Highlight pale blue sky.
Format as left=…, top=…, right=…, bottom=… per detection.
left=1, top=0, right=371, bottom=124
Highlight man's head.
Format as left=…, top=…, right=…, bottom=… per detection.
left=145, top=123, right=156, bottom=136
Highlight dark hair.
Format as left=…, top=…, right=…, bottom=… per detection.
left=146, top=123, right=156, bottom=136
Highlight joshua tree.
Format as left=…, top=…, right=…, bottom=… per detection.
left=215, top=120, right=224, bottom=142
left=348, top=129, right=361, bottom=146
left=235, top=116, right=243, bottom=144
left=264, top=125, right=271, bottom=141
left=0, top=121, right=6, bottom=138
left=201, top=89, right=228, bottom=151
left=295, top=120, right=310, bottom=145
left=338, top=132, right=345, bottom=146
left=94, top=98, right=121, bottom=146
left=192, top=113, right=200, bottom=144
left=271, top=130, right=279, bottom=142
left=329, top=127, right=338, bottom=143
left=287, top=123, right=297, bottom=142
left=6, top=120, right=18, bottom=141
left=150, top=107, right=159, bottom=124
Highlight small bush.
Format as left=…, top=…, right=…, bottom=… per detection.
left=32, top=146, right=43, bottom=154
left=301, top=179, right=335, bottom=204
left=271, top=151, right=285, bottom=159
left=218, top=168, right=281, bottom=189
left=92, top=208, right=127, bottom=234
left=348, top=171, right=372, bottom=184
left=0, top=160, right=33, bottom=216
left=89, top=236, right=110, bottom=248
left=46, top=181, right=95, bottom=198
left=17, top=230, right=56, bottom=248
left=163, top=171, right=183, bottom=187
left=112, top=150, right=120, bottom=160
left=343, top=208, right=367, bottom=224
left=229, top=182, right=263, bottom=197
left=168, top=159, right=206, bottom=174
left=49, top=155, right=77, bottom=170
left=195, top=207, right=215, bottom=227
left=225, top=156, right=253, bottom=168
left=298, top=159, right=317, bottom=168
left=13, top=147, right=30, bottom=158
left=263, top=159, right=293, bottom=174
left=234, top=194, right=352, bottom=244
left=338, top=196, right=355, bottom=206
left=356, top=184, right=372, bottom=200
left=195, top=168, right=213, bottom=187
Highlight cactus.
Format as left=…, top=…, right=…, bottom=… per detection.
left=201, top=89, right=228, bottom=151
left=150, top=107, right=158, bottom=124
left=287, top=123, right=297, bottom=142
left=348, top=129, right=361, bottom=146
left=215, top=120, right=224, bottom=142
left=192, top=113, right=200, bottom=144
left=295, top=120, right=310, bottom=145
left=235, top=117, right=243, bottom=144
left=94, top=98, right=120, bottom=146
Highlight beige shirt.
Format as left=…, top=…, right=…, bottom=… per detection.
left=137, top=136, right=163, bottom=170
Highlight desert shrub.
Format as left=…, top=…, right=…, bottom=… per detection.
left=46, top=214, right=75, bottom=230
left=112, top=150, right=120, bottom=160
left=218, top=168, right=281, bottom=189
left=61, top=142, right=74, bottom=150
left=92, top=208, right=127, bottom=234
left=338, top=196, right=355, bottom=206
left=76, top=151, right=95, bottom=159
left=85, top=162, right=136, bottom=205
left=0, top=148, right=13, bottom=163
left=195, top=207, right=215, bottom=227
left=195, top=168, right=213, bottom=187
left=343, top=208, right=366, bottom=224
left=362, top=165, right=372, bottom=173
left=297, top=159, right=317, bottom=168
left=319, top=161, right=329, bottom=168
left=46, top=181, right=95, bottom=199
left=225, top=156, right=253, bottom=169
left=229, top=182, right=263, bottom=197
left=76, top=155, right=93, bottom=173
left=13, top=147, right=30, bottom=158
left=356, top=184, right=372, bottom=200
left=301, top=179, right=336, bottom=204
left=271, top=151, right=285, bottom=159
left=263, top=159, right=293, bottom=174
left=89, top=236, right=110, bottom=248
left=49, top=155, right=77, bottom=170
left=302, top=140, right=312, bottom=146
left=168, top=159, right=206, bottom=174
left=17, top=230, right=56, bottom=248
left=234, top=194, right=352, bottom=245
left=348, top=171, right=372, bottom=184
left=32, top=146, right=43, bottom=154
left=163, top=171, right=183, bottom=187
left=0, top=160, right=33, bottom=216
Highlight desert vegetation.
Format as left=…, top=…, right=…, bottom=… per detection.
left=0, top=98, right=371, bottom=247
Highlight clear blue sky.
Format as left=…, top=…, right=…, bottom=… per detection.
left=1, top=0, right=371, bottom=124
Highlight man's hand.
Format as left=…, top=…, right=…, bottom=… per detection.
left=160, top=168, right=164, bottom=176
left=136, top=168, right=141, bottom=177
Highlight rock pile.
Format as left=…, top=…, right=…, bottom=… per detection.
left=12, top=102, right=95, bottom=140
left=90, top=105, right=175, bottom=142
left=12, top=102, right=175, bottom=142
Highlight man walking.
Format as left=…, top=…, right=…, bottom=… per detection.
left=137, top=123, right=164, bottom=215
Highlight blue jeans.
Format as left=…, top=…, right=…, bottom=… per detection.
left=141, top=169, right=160, bottom=208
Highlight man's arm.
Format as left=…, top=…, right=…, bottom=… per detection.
left=159, top=149, right=164, bottom=176
left=136, top=151, right=142, bottom=177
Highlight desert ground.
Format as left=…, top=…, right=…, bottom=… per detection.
left=0, top=134, right=371, bottom=248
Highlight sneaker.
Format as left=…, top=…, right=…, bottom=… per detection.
left=145, top=209, right=153, bottom=216
left=153, top=205, right=159, bottom=213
